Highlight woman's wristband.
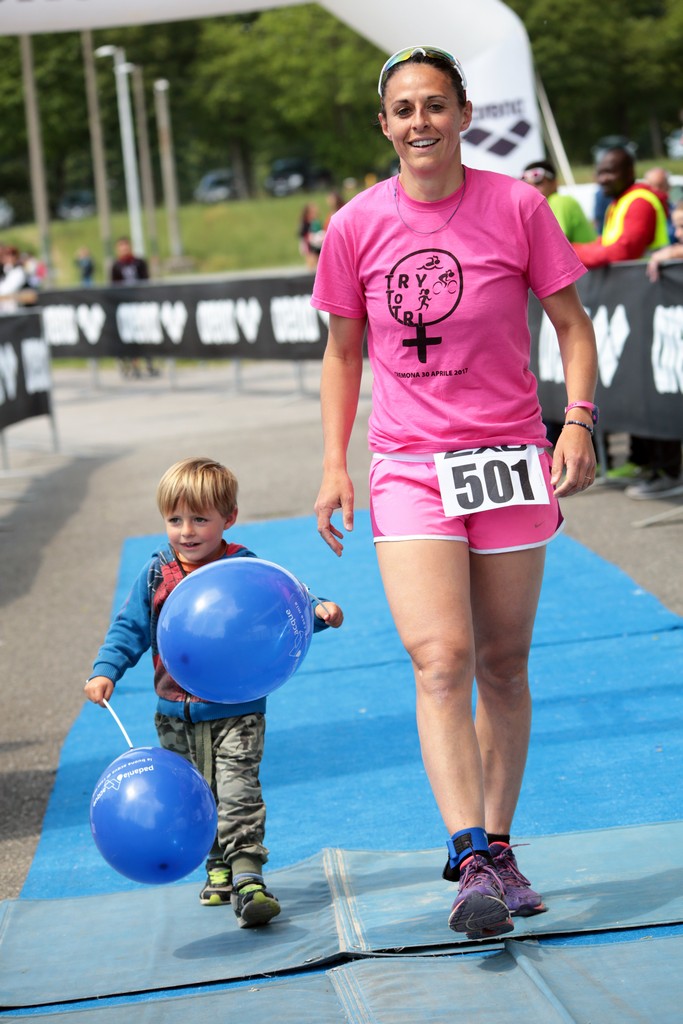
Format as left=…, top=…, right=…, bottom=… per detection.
left=563, top=419, right=594, bottom=436
left=565, top=401, right=599, bottom=424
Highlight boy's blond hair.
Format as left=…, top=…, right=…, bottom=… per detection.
left=156, top=457, right=238, bottom=518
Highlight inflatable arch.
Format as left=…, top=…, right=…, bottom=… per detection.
left=1, top=0, right=544, bottom=176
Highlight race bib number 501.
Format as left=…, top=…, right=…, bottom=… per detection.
left=434, top=445, right=549, bottom=516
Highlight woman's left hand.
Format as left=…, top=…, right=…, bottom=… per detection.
left=551, top=425, right=597, bottom=496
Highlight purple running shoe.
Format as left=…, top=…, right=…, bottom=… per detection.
left=448, top=854, right=514, bottom=940
left=489, top=842, right=547, bottom=917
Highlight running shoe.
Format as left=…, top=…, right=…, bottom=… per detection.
left=625, top=472, right=683, bottom=500
left=489, top=842, right=546, bottom=917
left=448, top=854, right=513, bottom=939
left=199, top=859, right=232, bottom=906
left=232, top=876, right=281, bottom=928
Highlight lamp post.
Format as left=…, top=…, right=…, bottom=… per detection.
left=19, top=35, right=52, bottom=281
left=95, top=44, right=145, bottom=257
left=122, top=62, right=159, bottom=273
left=81, top=30, right=113, bottom=268
left=154, top=79, right=184, bottom=262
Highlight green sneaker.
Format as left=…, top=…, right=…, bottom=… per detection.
left=232, top=875, right=281, bottom=928
left=605, top=461, right=641, bottom=481
left=199, top=859, right=232, bottom=906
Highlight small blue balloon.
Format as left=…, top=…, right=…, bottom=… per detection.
left=90, top=747, right=217, bottom=884
left=157, top=557, right=314, bottom=702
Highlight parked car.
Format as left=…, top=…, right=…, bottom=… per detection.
left=264, top=158, right=332, bottom=197
left=665, top=128, right=683, bottom=160
left=590, top=135, right=638, bottom=164
left=667, top=173, right=683, bottom=205
left=56, top=189, right=96, bottom=220
left=193, top=169, right=236, bottom=203
left=0, top=197, right=14, bottom=229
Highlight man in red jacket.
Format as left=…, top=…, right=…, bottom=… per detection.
left=574, top=147, right=669, bottom=267
left=574, top=147, right=680, bottom=498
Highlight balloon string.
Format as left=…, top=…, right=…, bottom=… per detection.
left=103, top=698, right=134, bottom=748
left=307, top=590, right=331, bottom=615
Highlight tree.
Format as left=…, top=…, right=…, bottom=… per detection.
left=504, top=0, right=682, bottom=161
left=188, top=5, right=389, bottom=193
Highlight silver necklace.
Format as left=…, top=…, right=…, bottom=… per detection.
left=393, top=168, right=467, bottom=236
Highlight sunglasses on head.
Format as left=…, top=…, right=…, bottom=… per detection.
left=377, top=46, right=467, bottom=97
left=522, top=167, right=555, bottom=185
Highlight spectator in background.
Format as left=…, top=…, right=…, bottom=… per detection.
left=574, top=148, right=681, bottom=497
left=574, top=148, right=669, bottom=267
left=111, top=235, right=148, bottom=284
left=22, top=251, right=46, bottom=291
left=643, top=167, right=675, bottom=243
left=0, top=246, right=29, bottom=313
left=110, top=236, right=158, bottom=378
left=324, top=190, right=346, bottom=230
left=75, top=247, right=95, bottom=286
left=298, top=203, right=322, bottom=270
left=631, top=200, right=683, bottom=500
left=521, top=160, right=596, bottom=244
left=646, top=199, right=683, bottom=281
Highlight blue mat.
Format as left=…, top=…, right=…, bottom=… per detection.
left=3, top=512, right=683, bottom=1017
left=6, top=938, right=683, bottom=1023
left=20, top=513, right=683, bottom=900
left=3, top=822, right=683, bottom=1008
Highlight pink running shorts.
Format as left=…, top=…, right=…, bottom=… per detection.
left=369, top=450, right=563, bottom=554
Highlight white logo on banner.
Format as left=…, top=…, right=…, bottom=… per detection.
left=21, top=338, right=50, bottom=394
left=270, top=295, right=321, bottom=343
left=42, top=305, right=79, bottom=345
left=42, top=304, right=106, bottom=345
left=0, top=343, right=19, bottom=404
left=160, top=301, right=188, bottom=344
left=651, top=304, right=683, bottom=394
left=116, top=303, right=164, bottom=344
left=76, top=304, right=106, bottom=344
left=537, top=312, right=565, bottom=384
left=592, top=304, right=630, bottom=387
left=195, top=298, right=262, bottom=344
left=115, top=302, right=188, bottom=344
left=538, top=304, right=631, bottom=388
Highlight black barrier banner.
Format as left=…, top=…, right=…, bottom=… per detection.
left=32, top=260, right=683, bottom=438
left=38, top=272, right=324, bottom=361
left=0, top=312, right=52, bottom=432
left=530, top=260, right=683, bottom=439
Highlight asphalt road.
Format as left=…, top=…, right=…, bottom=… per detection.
left=1, top=360, right=682, bottom=900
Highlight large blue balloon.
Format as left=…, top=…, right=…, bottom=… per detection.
left=90, top=746, right=217, bottom=884
left=157, top=557, right=314, bottom=702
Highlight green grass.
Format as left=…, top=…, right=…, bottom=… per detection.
left=3, top=191, right=334, bottom=287
left=4, top=156, right=682, bottom=287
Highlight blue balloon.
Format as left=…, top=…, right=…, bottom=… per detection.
left=157, top=557, right=314, bottom=702
left=90, top=746, right=217, bottom=884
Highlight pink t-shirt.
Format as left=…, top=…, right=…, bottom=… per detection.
left=311, top=167, right=586, bottom=454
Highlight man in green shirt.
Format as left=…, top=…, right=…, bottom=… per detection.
left=521, top=160, right=596, bottom=243
left=521, top=159, right=597, bottom=448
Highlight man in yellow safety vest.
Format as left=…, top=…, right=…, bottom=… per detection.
left=574, top=147, right=669, bottom=266
left=574, top=146, right=680, bottom=498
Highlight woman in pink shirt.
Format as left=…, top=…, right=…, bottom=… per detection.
left=312, top=47, right=598, bottom=941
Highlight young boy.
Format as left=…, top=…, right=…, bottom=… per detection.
left=85, top=456, right=343, bottom=927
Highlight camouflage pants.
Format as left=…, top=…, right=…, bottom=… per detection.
left=154, top=711, right=269, bottom=867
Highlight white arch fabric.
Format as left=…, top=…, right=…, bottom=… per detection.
left=322, top=0, right=543, bottom=175
left=1, top=0, right=543, bottom=175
